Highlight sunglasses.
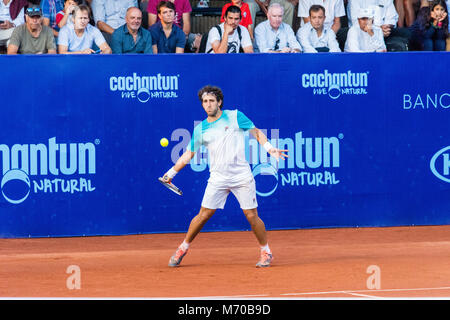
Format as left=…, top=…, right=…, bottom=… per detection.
left=26, top=7, right=42, bottom=15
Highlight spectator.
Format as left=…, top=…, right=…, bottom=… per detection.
left=7, top=4, right=57, bottom=54
left=251, top=0, right=296, bottom=27
left=147, top=0, right=190, bottom=34
left=255, top=3, right=301, bottom=52
left=346, top=0, right=411, bottom=51
left=205, top=4, right=253, bottom=53
left=221, top=0, right=254, bottom=39
left=0, top=0, right=26, bottom=49
left=409, top=0, right=448, bottom=50
left=297, top=4, right=341, bottom=52
left=298, top=0, right=346, bottom=34
left=111, top=6, right=153, bottom=53
left=91, top=0, right=137, bottom=44
left=344, top=7, right=387, bottom=52
left=146, top=0, right=201, bottom=53
left=58, top=4, right=111, bottom=54
left=40, top=0, right=64, bottom=37
left=149, top=0, right=185, bottom=53
left=56, top=0, right=79, bottom=28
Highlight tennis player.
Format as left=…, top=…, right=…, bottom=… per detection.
left=162, top=85, right=288, bottom=268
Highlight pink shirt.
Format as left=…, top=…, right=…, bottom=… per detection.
left=147, top=0, right=192, bottom=29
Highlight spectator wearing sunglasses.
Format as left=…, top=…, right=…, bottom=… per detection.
left=7, top=4, right=56, bottom=54
left=254, top=3, right=301, bottom=52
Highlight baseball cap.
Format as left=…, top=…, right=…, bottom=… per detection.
left=26, top=5, right=43, bottom=17
left=357, top=8, right=374, bottom=18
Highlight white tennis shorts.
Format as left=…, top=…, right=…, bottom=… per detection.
left=201, top=178, right=258, bottom=210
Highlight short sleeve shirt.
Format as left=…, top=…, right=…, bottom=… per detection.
left=188, top=109, right=255, bottom=184
left=9, top=24, right=56, bottom=54
left=205, top=23, right=253, bottom=53
left=57, top=23, right=106, bottom=52
left=149, top=21, right=186, bottom=53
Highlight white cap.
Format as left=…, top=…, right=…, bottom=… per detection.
left=357, top=8, right=374, bottom=18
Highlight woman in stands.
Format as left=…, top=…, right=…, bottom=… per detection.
left=409, top=0, right=448, bottom=51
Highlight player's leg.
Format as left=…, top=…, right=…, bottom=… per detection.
left=185, top=207, right=216, bottom=243
left=242, top=208, right=273, bottom=267
left=232, top=179, right=273, bottom=267
left=168, top=182, right=228, bottom=267
left=242, top=208, right=267, bottom=246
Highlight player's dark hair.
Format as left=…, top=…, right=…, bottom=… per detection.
left=225, top=5, right=242, bottom=19
left=198, top=85, right=224, bottom=109
left=157, top=0, right=175, bottom=14
left=309, top=4, right=325, bottom=16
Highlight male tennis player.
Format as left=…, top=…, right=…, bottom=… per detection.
left=162, top=85, right=288, bottom=268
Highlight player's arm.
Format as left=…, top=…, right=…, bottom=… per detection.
left=162, top=149, right=195, bottom=183
left=250, top=127, right=288, bottom=161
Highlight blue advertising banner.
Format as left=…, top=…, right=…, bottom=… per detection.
left=0, top=52, right=449, bottom=238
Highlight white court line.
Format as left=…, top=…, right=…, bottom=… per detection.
left=281, top=286, right=450, bottom=296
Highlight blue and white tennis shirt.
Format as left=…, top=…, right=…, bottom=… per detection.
left=188, top=109, right=255, bottom=185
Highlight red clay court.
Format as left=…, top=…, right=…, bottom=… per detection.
left=1, top=225, right=450, bottom=298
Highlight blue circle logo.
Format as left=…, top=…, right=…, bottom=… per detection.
left=252, top=163, right=278, bottom=197
left=1, top=169, right=31, bottom=204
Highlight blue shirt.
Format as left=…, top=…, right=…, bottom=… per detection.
left=111, top=24, right=153, bottom=54
left=58, top=24, right=106, bottom=52
left=149, top=21, right=186, bottom=53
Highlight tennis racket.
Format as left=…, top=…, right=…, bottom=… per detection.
left=158, top=177, right=183, bottom=196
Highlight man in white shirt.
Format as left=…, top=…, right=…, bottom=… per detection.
left=344, top=7, right=387, bottom=52
left=255, top=3, right=301, bottom=52
left=163, top=85, right=288, bottom=268
left=347, top=0, right=410, bottom=51
left=0, top=0, right=25, bottom=48
left=297, top=4, right=341, bottom=52
left=298, top=0, right=346, bottom=34
left=205, top=5, right=253, bottom=53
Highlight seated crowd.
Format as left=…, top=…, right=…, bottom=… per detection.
left=0, top=0, right=448, bottom=54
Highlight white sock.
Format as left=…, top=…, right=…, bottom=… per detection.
left=180, top=240, right=190, bottom=251
left=260, top=243, right=271, bottom=254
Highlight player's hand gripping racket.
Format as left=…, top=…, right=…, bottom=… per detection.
left=158, top=176, right=183, bottom=196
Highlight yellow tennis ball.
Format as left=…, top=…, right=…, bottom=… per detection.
left=160, top=138, right=169, bottom=147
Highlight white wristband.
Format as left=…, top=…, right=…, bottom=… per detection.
left=263, top=141, right=274, bottom=153
left=166, top=167, right=178, bottom=179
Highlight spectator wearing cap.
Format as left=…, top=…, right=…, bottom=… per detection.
left=296, top=4, right=341, bottom=52
left=346, top=0, right=411, bottom=51
left=254, top=3, right=301, bottom=52
left=298, top=0, right=346, bottom=34
left=7, top=4, right=56, bottom=54
left=91, top=0, right=137, bottom=45
left=40, top=0, right=64, bottom=37
left=111, top=6, right=153, bottom=53
left=344, top=7, right=387, bottom=52
left=0, top=0, right=26, bottom=50
left=58, top=4, right=111, bottom=54
left=149, top=0, right=185, bottom=53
